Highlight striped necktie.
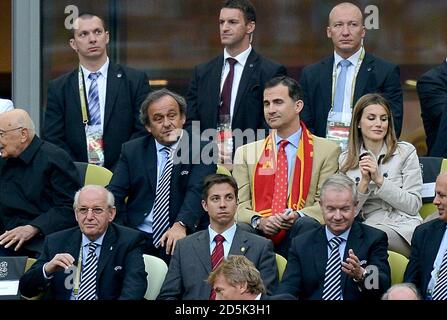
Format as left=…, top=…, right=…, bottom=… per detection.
left=88, top=72, right=101, bottom=125
left=432, top=249, right=447, bottom=300
left=209, top=234, right=225, bottom=300
left=77, top=242, right=99, bottom=300
left=152, top=147, right=173, bottom=248
left=322, top=237, right=343, bottom=300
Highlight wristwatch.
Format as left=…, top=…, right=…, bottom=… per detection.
left=251, top=216, right=261, bottom=230
left=177, top=221, right=187, bottom=229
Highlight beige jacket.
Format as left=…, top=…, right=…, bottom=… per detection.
left=233, top=134, right=340, bottom=224
left=339, top=141, right=422, bottom=243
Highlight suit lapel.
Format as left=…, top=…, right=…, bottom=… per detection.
left=313, top=227, right=328, bottom=282
left=69, top=70, right=83, bottom=120
left=143, top=136, right=158, bottom=192
left=210, top=56, right=224, bottom=127
left=96, top=225, right=117, bottom=280
left=61, top=229, right=83, bottom=300
left=425, top=220, right=447, bottom=269
left=229, top=227, right=250, bottom=256
left=319, top=57, right=333, bottom=116
left=192, top=231, right=213, bottom=274
left=341, top=222, right=364, bottom=292
left=104, top=63, right=122, bottom=128
left=354, top=53, right=373, bottom=102
left=232, top=50, right=258, bottom=122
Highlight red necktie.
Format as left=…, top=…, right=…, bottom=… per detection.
left=270, top=140, right=289, bottom=245
left=209, top=234, right=225, bottom=300
left=219, top=58, right=237, bottom=120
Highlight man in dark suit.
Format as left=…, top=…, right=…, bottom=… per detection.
left=0, top=109, right=81, bottom=257
left=186, top=0, right=286, bottom=167
left=207, top=255, right=295, bottom=300
left=19, top=185, right=147, bottom=300
left=43, top=13, right=151, bottom=170
left=417, top=61, right=447, bottom=157
left=157, top=174, right=277, bottom=300
left=300, top=2, right=403, bottom=142
left=108, top=89, right=216, bottom=263
left=404, top=172, right=447, bottom=300
left=276, top=173, right=391, bottom=300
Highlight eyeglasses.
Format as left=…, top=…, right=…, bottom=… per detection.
left=0, top=127, right=23, bottom=138
left=76, top=207, right=110, bottom=215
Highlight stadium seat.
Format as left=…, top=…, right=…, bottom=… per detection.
left=275, top=253, right=287, bottom=282
left=388, top=250, right=409, bottom=285
left=143, top=254, right=168, bottom=300
left=74, top=162, right=113, bottom=187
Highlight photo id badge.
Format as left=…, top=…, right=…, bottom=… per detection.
left=85, top=124, right=105, bottom=166
left=326, top=120, right=350, bottom=151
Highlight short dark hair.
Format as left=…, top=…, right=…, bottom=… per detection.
left=264, top=76, right=303, bottom=101
left=70, top=12, right=108, bottom=38
left=139, top=88, right=186, bottom=127
left=202, top=174, right=238, bottom=201
left=222, top=0, right=256, bottom=23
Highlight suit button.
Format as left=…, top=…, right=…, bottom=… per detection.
left=383, top=173, right=388, bottom=178
left=144, top=212, right=149, bottom=217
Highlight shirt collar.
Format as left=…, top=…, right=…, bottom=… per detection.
left=223, top=45, right=252, bottom=68
left=208, top=223, right=237, bottom=245
left=155, top=130, right=183, bottom=153
left=275, top=127, right=302, bottom=149
left=325, top=226, right=350, bottom=243
left=334, top=46, right=363, bottom=68
left=255, top=293, right=262, bottom=300
left=81, top=57, right=109, bottom=79
left=18, top=136, right=42, bottom=164
left=82, top=232, right=106, bottom=248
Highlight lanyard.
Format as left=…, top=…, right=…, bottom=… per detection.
left=330, top=47, right=365, bottom=110
left=73, top=243, right=84, bottom=299
left=78, top=66, right=89, bottom=125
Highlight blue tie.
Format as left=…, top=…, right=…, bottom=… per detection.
left=88, top=72, right=101, bottom=125
left=322, top=237, right=343, bottom=300
left=152, top=147, right=173, bottom=248
left=333, top=60, right=351, bottom=113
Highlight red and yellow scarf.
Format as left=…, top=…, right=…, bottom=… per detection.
left=252, top=122, right=314, bottom=245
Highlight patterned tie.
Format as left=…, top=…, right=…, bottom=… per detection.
left=333, top=59, right=351, bottom=113
left=88, top=72, right=101, bottom=125
left=219, top=58, right=237, bottom=120
left=209, top=234, right=225, bottom=300
left=77, top=242, right=99, bottom=300
left=432, top=248, right=447, bottom=300
left=270, top=140, right=289, bottom=245
left=322, top=237, right=343, bottom=300
left=152, top=147, right=173, bottom=248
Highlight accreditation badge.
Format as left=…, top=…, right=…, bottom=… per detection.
left=85, top=124, right=105, bottom=166
left=326, top=120, right=350, bottom=152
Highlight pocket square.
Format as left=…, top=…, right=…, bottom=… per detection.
left=114, top=266, right=123, bottom=271
left=359, top=260, right=367, bottom=266
left=180, top=170, right=189, bottom=176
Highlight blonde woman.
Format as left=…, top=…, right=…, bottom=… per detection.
left=339, top=93, right=422, bottom=257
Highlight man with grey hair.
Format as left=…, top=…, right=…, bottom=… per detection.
left=276, top=173, right=391, bottom=300
left=381, top=283, right=421, bottom=300
left=0, top=109, right=81, bottom=257
left=108, top=88, right=216, bottom=263
left=19, top=185, right=147, bottom=300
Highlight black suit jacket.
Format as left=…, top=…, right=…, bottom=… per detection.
left=43, top=62, right=151, bottom=170
left=185, top=49, right=286, bottom=138
left=404, top=218, right=446, bottom=298
left=19, top=223, right=147, bottom=300
left=276, top=222, right=391, bottom=300
left=108, top=133, right=216, bottom=233
left=300, top=53, right=403, bottom=138
left=417, top=61, right=447, bottom=156
left=157, top=226, right=278, bottom=300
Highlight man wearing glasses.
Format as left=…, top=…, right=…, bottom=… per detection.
left=19, top=185, right=147, bottom=300
left=0, top=109, right=81, bottom=257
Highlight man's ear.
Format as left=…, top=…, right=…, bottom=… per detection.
left=202, top=199, right=208, bottom=212
left=69, top=38, right=77, bottom=52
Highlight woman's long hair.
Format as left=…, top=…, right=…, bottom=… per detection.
left=340, top=93, right=397, bottom=172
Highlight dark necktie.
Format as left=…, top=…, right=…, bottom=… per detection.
left=152, top=147, right=173, bottom=248
left=209, top=234, right=225, bottom=300
left=77, top=242, right=99, bottom=300
left=322, top=237, right=343, bottom=300
left=432, top=248, right=447, bottom=300
left=88, top=72, right=101, bottom=125
left=219, top=58, right=237, bottom=120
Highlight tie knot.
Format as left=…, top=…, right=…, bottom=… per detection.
left=162, top=146, right=173, bottom=157
left=88, top=242, right=99, bottom=252
left=214, top=234, right=225, bottom=244
left=227, top=58, right=237, bottom=67
left=88, top=72, right=100, bottom=80
left=328, top=237, right=342, bottom=249
left=279, top=140, right=289, bottom=150
left=339, top=59, right=351, bottom=68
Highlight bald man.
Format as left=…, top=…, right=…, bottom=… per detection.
left=299, top=2, right=403, bottom=146
left=0, top=109, right=81, bottom=257
left=404, top=173, right=447, bottom=300
left=381, top=283, right=421, bottom=300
